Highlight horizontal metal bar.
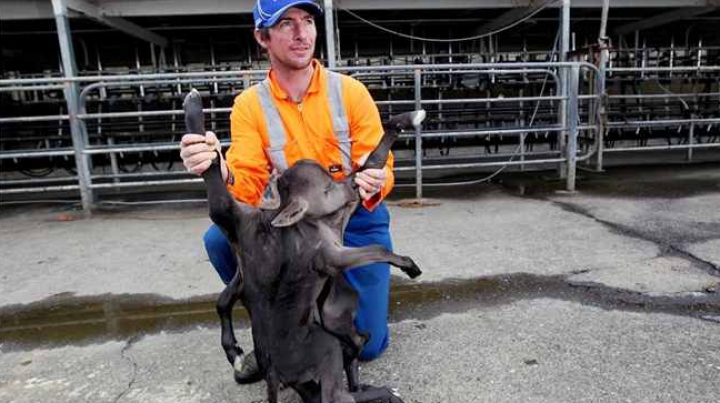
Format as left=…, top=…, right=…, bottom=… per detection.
left=394, top=157, right=568, bottom=171
left=420, top=96, right=566, bottom=105
left=0, top=176, right=78, bottom=186
left=607, top=66, right=720, bottom=73
left=91, top=171, right=190, bottom=180
left=397, top=124, right=600, bottom=139
left=0, top=148, right=75, bottom=159
left=608, top=92, right=720, bottom=100
left=337, top=62, right=601, bottom=75
left=607, top=118, right=720, bottom=128
left=89, top=178, right=203, bottom=189
left=0, top=61, right=600, bottom=87
left=0, top=85, right=66, bottom=92
left=604, top=143, right=720, bottom=153
left=0, top=115, right=70, bottom=124
left=0, top=70, right=266, bottom=86
left=352, top=68, right=559, bottom=78
left=0, top=184, right=80, bottom=194
left=77, top=108, right=231, bottom=120
left=83, top=143, right=179, bottom=154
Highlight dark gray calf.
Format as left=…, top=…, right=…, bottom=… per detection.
left=184, top=90, right=423, bottom=403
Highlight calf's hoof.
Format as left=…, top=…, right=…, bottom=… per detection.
left=401, top=257, right=422, bottom=279
left=233, top=352, right=263, bottom=384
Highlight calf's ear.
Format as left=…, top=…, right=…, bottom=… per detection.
left=271, top=198, right=309, bottom=227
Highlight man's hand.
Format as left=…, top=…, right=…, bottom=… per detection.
left=180, top=131, right=222, bottom=175
left=354, top=152, right=387, bottom=201
left=355, top=168, right=386, bottom=201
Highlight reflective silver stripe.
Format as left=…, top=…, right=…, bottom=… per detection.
left=326, top=71, right=352, bottom=175
left=257, top=79, right=289, bottom=172
left=256, top=73, right=351, bottom=175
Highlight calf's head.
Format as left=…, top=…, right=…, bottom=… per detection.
left=271, top=160, right=358, bottom=227
left=270, top=109, right=426, bottom=228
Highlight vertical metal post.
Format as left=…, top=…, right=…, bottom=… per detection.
left=558, top=0, right=570, bottom=178
left=323, top=0, right=337, bottom=69
left=519, top=88, right=526, bottom=171
left=413, top=68, right=423, bottom=200
left=596, top=0, right=610, bottom=172
left=687, top=116, right=695, bottom=162
left=566, top=65, right=580, bottom=192
left=51, top=0, right=93, bottom=213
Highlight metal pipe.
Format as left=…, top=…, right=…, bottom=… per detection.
left=0, top=149, right=76, bottom=159
left=603, top=143, right=720, bottom=153
left=0, top=177, right=78, bottom=186
left=0, top=115, right=70, bottom=124
left=607, top=118, right=720, bottom=127
left=566, top=65, right=580, bottom=192
left=559, top=0, right=571, bottom=179
left=687, top=117, right=695, bottom=162
left=89, top=178, right=202, bottom=189
left=596, top=0, right=610, bottom=172
left=0, top=184, right=81, bottom=194
left=77, top=109, right=229, bottom=120
left=413, top=68, right=423, bottom=199
left=0, top=62, right=602, bottom=87
left=323, top=0, right=337, bottom=69
left=607, top=66, right=720, bottom=73
left=394, top=157, right=569, bottom=171
left=0, top=85, right=65, bottom=92
left=51, top=0, right=93, bottom=213
left=609, top=92, right=720, bottom=100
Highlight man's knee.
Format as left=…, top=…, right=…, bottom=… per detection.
left=203, top=225, right=237, bottom=284
left=359, top=326, right=389, bottom=361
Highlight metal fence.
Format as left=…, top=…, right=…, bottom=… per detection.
left=5, top=60, right=710, bottom=212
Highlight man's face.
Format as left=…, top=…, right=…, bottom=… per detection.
left=256, top=7, right=317, bottom=71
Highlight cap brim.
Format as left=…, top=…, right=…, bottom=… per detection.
left=261, top=1, right=323, bottom=28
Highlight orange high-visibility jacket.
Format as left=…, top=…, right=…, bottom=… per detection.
left=226, top=60, right=394, bottom=210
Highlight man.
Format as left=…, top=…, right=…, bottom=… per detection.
left=179, top=0, right=395, bottom=383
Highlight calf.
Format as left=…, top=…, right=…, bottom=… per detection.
left=184, top=89, right=424, bottom=403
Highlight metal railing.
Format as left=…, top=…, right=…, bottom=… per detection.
left=601, top=65, right=720, bottom=166
left=0, top=61, right=608, bottom=211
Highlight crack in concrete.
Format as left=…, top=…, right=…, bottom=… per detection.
left=546, top=198, right=720, bottom=276
left=390, top=273, right=720, bottom=326
left=111, top=335, right=141, bottom=403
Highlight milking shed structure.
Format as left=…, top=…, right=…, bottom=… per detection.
left=0, top=0, right=718, bottom=212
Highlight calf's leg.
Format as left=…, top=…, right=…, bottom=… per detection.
left=324, top=244, right=421, bottom=279
left=216, top=271, right=244, bottom=369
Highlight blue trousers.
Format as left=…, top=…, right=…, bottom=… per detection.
left=204, top=202, right=392, bottom=361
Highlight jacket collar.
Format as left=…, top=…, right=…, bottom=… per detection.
left=266, top=59, right=323, bottom=101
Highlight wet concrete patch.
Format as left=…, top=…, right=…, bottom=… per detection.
left=2, top=274, right=718, bottom=352
left=0, top=293, right=242, bottom=351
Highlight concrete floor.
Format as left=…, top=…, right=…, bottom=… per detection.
left=1, top=162, right=718, bottom=403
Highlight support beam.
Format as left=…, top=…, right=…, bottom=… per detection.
left=65, top=0, right=168, bottom=47
left=614, top=7, right=718, bottom=35
left=323, top=0, right=337, bottom=68
left=50, top=0, right=94, bottom=213
left=558, top=0, right=570, bottom=179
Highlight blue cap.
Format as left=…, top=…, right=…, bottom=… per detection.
left=253, top=0, right=323, bottom=29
